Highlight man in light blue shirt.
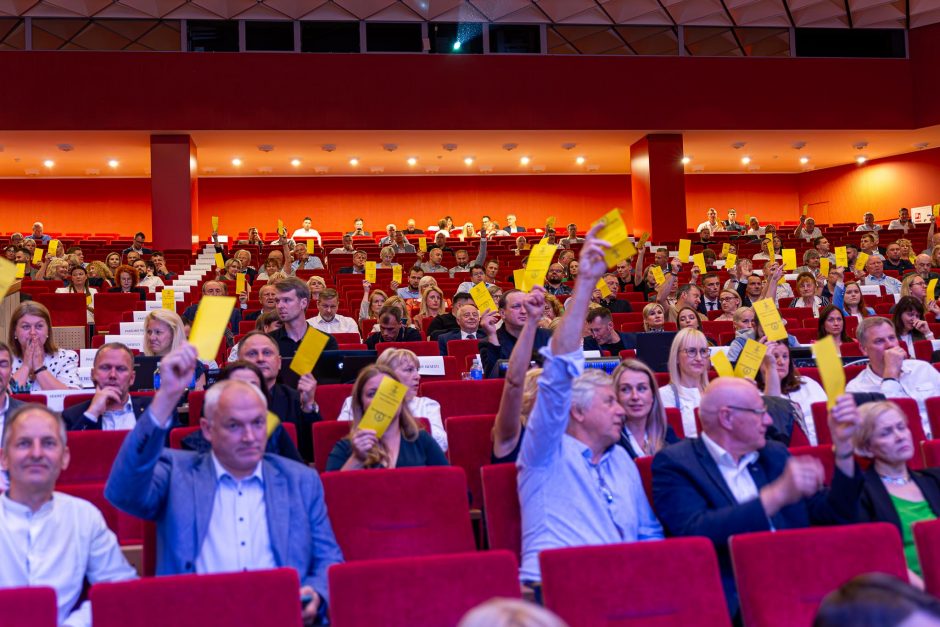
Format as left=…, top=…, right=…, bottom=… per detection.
left=517, top=225, right=663, bottom=583
left=860, top=256, right=902, bottom=295
left=396, top=266, right=423, bottom=299
left=106, top=343, right=342, bottom=624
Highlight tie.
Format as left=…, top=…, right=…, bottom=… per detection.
left=707, top=301, right=715, bottom=311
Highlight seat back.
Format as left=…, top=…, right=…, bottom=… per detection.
left=187, top=390, right=205, bottom=423
left=34, top=292, right=88, bottom=327
left=540, top=538, right=731, bottom=627
left=927, top=397, right=940, bottom=445
left=57, top=430, right=128, bottom=484
left=328, top=551, right=520, bottom=627
left=313, top=383, right=353, bottom=421
left=93, top=293, right=144, bottom=330
left=321, top=466, right=475, bottom=561
left=444, top=414, right=496, bottom=509
left=730, top=523, right=906, bottom=627
left=420, top=379, right=505, bottom=419
left=634, top=456, right=654, bottom=507
left=481, top=462, right=521, bottom=559
left=169, top=426, right=199, bottom=449
left=312, top=421, right=351, bottom=473
left=0, top=587, right=58, bottom=627
left=788, top=445, right=836, bottom=485
left=914, top=519, right=940, bottom=597
left=90, top=568, right=302, bottom=627
left=445, top=338, right=479, bottom=365
left=376, top=341, right=440, bottom=356
left=923, top=439, right=940, bottom=468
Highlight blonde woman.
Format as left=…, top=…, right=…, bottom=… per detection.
left=337, top=348, right=447, bottom=451
left=359, top=283, right=388, bottom=323
left=86, top=260, right=113, bottom=289
left=659, top=328, right=710, bottom=437
left=144, top=309, right=206, bottom=390
left=612, top=359, right=680, bottom=458
left=642, top=302, right=666, bottom=332
left=42, top=258, right=69, bottom=282
left=105, top=252, right=121, bottom=273
left=732, top=306, right=756, bottom=334
left=538, top=294, right=564, bottom=329
left=8, top=301, right=79, bottom=392
left=378, top=246, right=398, bottom=269
left=414, top=285, right=446, bottom=328
left=714, top=289, right=741, bottom=322
left=307, top=275, right=326, bottom=302
left=327, top=364, right=447, bottom=470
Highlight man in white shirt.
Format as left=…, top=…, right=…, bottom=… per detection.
left=558, top=223, right=585, bottom=249
left=847, top=317, right=940, bottom=436
left=793, top=215, right=823, bottom=241
left=307, top=289, right=360, bottom=339
left=329, top=234, right=356, bottom=256
left=888, top=207, right=913, bottom=231
left=859, top=256, right=902, bottom=295
left=291, top=217, right=322, bottom=247
left=456, top=265, right=491, bottom=294
left=437, top=302, right=484, bottom=354
left=62, top=343, right=153, bottom=432
left=1, top=405, right=136, bottom=627
left=697, top=208, right=721, bottom=233
left=856, top=212, right=882, bottom=232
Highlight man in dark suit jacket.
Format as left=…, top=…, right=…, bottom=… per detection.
left=62, top=343, right=156, bottom=431
left=583, top=308, right=636, bottom=355
left=364, top=307, right=422, bottom=351
left=652, top=377, right=863, bottom=619
left=437, top=302, right=485, bottom=355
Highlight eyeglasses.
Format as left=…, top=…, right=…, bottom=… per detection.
left=727, top=405, right=768, bottom=417
left=719, top=296, right=739, bottom=303
left=680, top=348, right=710, bottom=358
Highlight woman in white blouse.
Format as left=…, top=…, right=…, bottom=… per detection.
left=337, top=348, right=447, bottom=452
left=8, top=301, right=80, bottom=393
left=55, top=265, right=97, bottom=324
left=760, top=342, right=826, bottom=446
left=659, top=328, right=710, bottom=437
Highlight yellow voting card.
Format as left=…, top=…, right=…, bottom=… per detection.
left=86, top=294, right=92, bottom=307
left=214, top=252, right=224, bottom=269
left=189, top=296, right=235, bottom=361
left=365, top=261, right=377, bottom=284
left=306, top=239, right=314, bottom=254
left=782, top=249, right=797, bottom=271
left=934, top=204, right=940, bottom=217
left=650, top=265, right=666, bottom=286
left=639, top=232, right=650, bottom=248
left=725, top=253, right=737, bottom=269
left=820, top=257, right=830, bottom=278
left=545, top=216, right=556, bottom=230
left=14, top=263, right=25, bottom=279
left=32, top=248, right=43, bottom=264
left=929, top=278, right=938, bottom=302
left=513, top=269, right=528, bottom=292
left=211, top=216, right=219, bottom=232
left=290, top=327, right=330, bottom=376
left=733, top=339, right=767, bottom=380
left=710, top=351, right=734, bottom=378
left=752, top=298, right=788, bottom=342
left=765, top=237, right=774, bottom=260
left=358, top=375, right=409, bottom=438
left=606, top=239, right=638, bottom=268
left=802, top=203, right=809, bottom=216
left=591, top=208, right=636, bottom=267
left=418, top=237, right=427, bottom=252
left=266, top=411, right=281, bottom=438
left=393, top=265, right=402, bottom=284
left=835, top=246, right=848, bottom=268
left=855, top=251, right=869, bottom=272
left=277, top=218, right=284, bottom=234
left=596, top=277, right=612, bottom=298
left=812, top=335, right=845, bottom=409
left=0, top=258, right=17, bottom=302
left=162, top=289, right=175, bottom=310
left=48, top=239, right=58, bottom=257
left=678, top=239, right=691, bottom=263
left=236, top=273, right=246, bottom=295
left=721, top=243, right=730, bottom=257
left=524, top=243, right=557, bottom=292
left=470, top=281, right=498, bottom=313
left=692, top=252, right=706, bottom=274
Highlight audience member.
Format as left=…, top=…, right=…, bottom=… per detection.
left=402, top=219, right=423, bottom=235
left=889, top=207, right=913, bottom=231
left=427, top=292, right=473, bottom=340
left=181, top=280, right=242, bottom=334
left=108, top=264, right=148, bottom=300
left=122, top=231, right=153, bottom=255
left=612, top=359, right=679, bottom=458
left=364, top=305, right=422, bottom=350
left=697, top=272, right=722, bottom=314
left=329, top=234, right=356, bottom=256
left=307, top=288, right=359, bottom=338
left=420, top=247, right=448, bottom=274
left=337, top=250, right=367, bottom=275
left=715, top=289, right=741, bottom=321
left=659, top=328, right=709, bottom=437
left=760, top=343, right=826, bottom=445
left=857, top=212, right=882, bottom=232
left=348, top=218, right=370, bottom=236
left=834, top=279, right=875, bottom=321
left=8, top=302, right=79, bottom=392
left=893, top=296, right=935, bottom=356
left=267, top=278, right=339, bottom=361
left=696, top=208, right=721, bottom=233
left=860, top=232, right=885, bottom=259
left=642, top=302, right=666, bottom=331
left=56, top=265, right=96, bottom=324
left=583, top=307, right=636, bottom=353
left=558, top=223, right=584, bottom=248
left=458, top=598, right=567, bottom=627
left=244, top=284, right=278, bottom=322
left=479, top=290, right=552, bottom=378
left=359, top=283, right=387, bottom=324
left=143, top=309, right=207, bottom=390
left=815, top=573, right=940, bottom=626
left=884, top=241, right=915, bottom=273
left=544, top=263, right=572, bottom=296
left=722, top=209, right=745, bottom=232
left=794, top=215, right=823, bottom=241
left=413, top=285, right=446, bottom=329
left=291, top=216, right=322, bottom=246
left=456, top=264, right=490, bottom=294
left=27, top=221, right=51, bottom=243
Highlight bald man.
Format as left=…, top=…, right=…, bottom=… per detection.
left=651, top=378, right=863, bottom=619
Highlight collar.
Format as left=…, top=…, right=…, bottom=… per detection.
left=2, top=492, right=55, bottom=518
left=209, top=451, right=264, bottom=485
left=867, top=363, right=911, bottom=382
left=701, top=432, right=759, bottom=470
left=102, top=397, right=134, bottom=417
left=567, top=434, right=612, bottom=466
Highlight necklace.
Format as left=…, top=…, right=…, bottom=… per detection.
left=879, top=473, right=912, bottom=486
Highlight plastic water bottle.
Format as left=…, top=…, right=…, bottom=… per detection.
left=153, top=365, right=161, bottom=390
left=469, top=357, right=483, bottom=380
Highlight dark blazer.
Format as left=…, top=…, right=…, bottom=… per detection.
left=857, top=465, right=940, bottom=534
left=270, top=383, right=321, bottom=464
left=62, top=396, right=153, bottom=431
left=364, top=327, right=422, bottom=351
left=697, top=298, right=722, bottom=316
left=437, top=329, right=484, bottom=355
left=618, top=425, right=680, bottom=459
left=0, top=397, right=26, bottom=442
left=107, top=286, right=148, bottom=301
left=479, top=326, right=552, bottom=378
left=427, top=313, right=458, bottom=340
left=599, top=297, right=633, bottom=313
left=583, top=332, right=637, bottom=354
left=652, top=438, right=863, bottom=618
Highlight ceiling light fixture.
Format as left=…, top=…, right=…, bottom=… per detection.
left=519, top=156, right=530, bottom=166
left=290, top=159, right=302, bottom=167
left=576, top=156, right=586, bottom=165
left=856, top=155, right=867, bottom=165
left=407, top=157, right=417, bottom=166
left=443, top=144, right=458, bottom=152
left=349, top=158, right=359, bottom=166
left=108, top=159, right=119, bottom=168
left=231, top=158, right=242, bottom=167
left=383, top=144, right=398, bottom=152
left=740, top=156, right=751, bottom=165
left=464, top=157, right=474, bottom=166
left=799, top=156, right=809, bottom=165
left=43, top=160, right=54, bottom=168
left=681, top=156, right=691, bottom=165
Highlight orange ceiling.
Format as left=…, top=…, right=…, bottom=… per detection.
left=2, top=127, right=940, bottom=178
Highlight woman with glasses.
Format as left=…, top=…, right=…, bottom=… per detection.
left=660, top=328, right=710, bottom=437
left=714, top=289, right=741, bottom=322
left=898, top=274, right=940, bottom=321
left=612, top=359, right=680, bottom=458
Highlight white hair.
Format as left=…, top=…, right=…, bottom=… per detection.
left=570, top=369, right=614, bottom=414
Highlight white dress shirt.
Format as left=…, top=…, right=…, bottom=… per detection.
left=306, top=313, right=360, bottom=338
left=195, top=453, right=277, bottom=575
left=856, top=224, right=882, bottom=232
left=846, top=361, right=940, bottom=438
left=84, top=398, right=136, bottom=431
left=291, top=228, right=322, bottom=246
left=0, top=492, right=136, bottom=627
left=782, top=378, right=827, bottom=446
left=337, top=395, right=448, bottom=452
left=659, top=384, right=701, bottom=438
left=701, top=297, right=720, bottom=312
left=700, top=432, right=760, bottom=504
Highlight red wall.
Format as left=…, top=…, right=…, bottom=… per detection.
left=684, top=174, right=801, bottom=225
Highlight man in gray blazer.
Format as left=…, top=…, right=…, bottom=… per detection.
left=105, top=343, right=343, bottom=624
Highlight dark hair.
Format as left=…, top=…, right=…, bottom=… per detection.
left=498, top=289, right=522, bottom=310
left=755, top=344, right=801, bottom=394
left=216, top=361, right=270, bottom=403
left=451, top=292, right=473, bottom=307
left=586, top=307, right=612, bottom=324
left=701, top=272, right=719, bottom=283
left=817, top=305, right=850, bottom=343
left=135, top=232, right=146, bottom=239
left=94, top=342, right=135, bottom=367
left=66, top=246, right=81, bottom=255
left=677, top=284, right=700, bottom=299
left=237, top=330, right=278, bottom=357
left=814, top=573, right=940, bottom=627
left=274, top=276, right=309, bottom=301
left=378, top=305, right=404, bottom=323
left=893, top=296, right=928, bottom=341
left=256, top=310, right=280, bottom=331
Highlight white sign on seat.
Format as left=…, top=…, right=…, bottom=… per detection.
left=105, top=334, right=144, bottom=351
left=79, top=349, right=98, bottom=367
left=417, top=356, right=446, bottom=377
left=119, top=322, right=145, bottom=335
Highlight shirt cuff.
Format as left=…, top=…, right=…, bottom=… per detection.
left=83, top=411, right=100, bottom=423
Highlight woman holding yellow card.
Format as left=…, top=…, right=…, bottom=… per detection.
left=788, top=272, right=830, bottom=316
left=144, top=309, right=207, bottom=391
left=328, top=365, right=447, bottom=471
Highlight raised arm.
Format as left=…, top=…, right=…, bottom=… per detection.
left=760, top=262, right=784, bottom=304
left=928, top=215, right=936, bottom=254
left=552, top=223, right=608, bottom=355
left=473, top=237, right=488, bottom=267
left=655, top=258, right=681, bottom=306
left=793, top=215, right=805, bottom=237
left=633, top=245, right=647, bottom=286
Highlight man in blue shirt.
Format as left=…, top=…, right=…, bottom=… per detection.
left=517, top=224, right=663, bottom=584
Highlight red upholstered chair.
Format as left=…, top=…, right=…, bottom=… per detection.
left=11, top=393, right=47, bottom=404
left=34, top=292, right=88, bottom=327
left=730, top=523, right=907, bottom=627
left=90, top=568, right=303, bottom=627
left=634, top=455, right=654, bottom=507
left=187, top=390, right=205, bottom=423
left=92, top=293, right=143, bottom=332
left=812, top=398, right=926, bottom=468
left=332, top=332, right=361, bottom=344
left=313, top=384, right=352, bottom=421
left=0, top=587, right=58, bottom=627
left=328, top=551, right=520, bottom=627
left=312, top=421, right=351, bottom=473
left=376, top=341, right=440, bottom=356
left=320, top=466, right=476, bottom=561
left=665, top=407, right=685, bottom=438
left=169, top=426, right=198, bottom=449
left=926, top=397, right=940, bottom=441
left=420, top=379, right=505, bottom=419
left=914, top=519, right=940, bottom=596
left=481, top=462, right=521, bottom=559
left=445, top=338, right=480, bottom=366
left=540, top=538, right=731, bottom=627
left=57, top=431, right=128, bottom=484
left=788, top=445, right=836, bottom=485
left=923, top=440, right=940, bottom=468
left=62, top=393, right=95, bottom=409
left=444, top=414, right=496, bottom=509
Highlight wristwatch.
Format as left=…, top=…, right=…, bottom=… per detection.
left=33, top=365, right=48, bottom=376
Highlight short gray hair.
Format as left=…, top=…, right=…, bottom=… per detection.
left=1, top=403, right=67, bottom=450
left=856, top=316, right=893, bottom=346
left=203, top=379, right=268, bottom=422
left=570, top=369, right=614, bottom=415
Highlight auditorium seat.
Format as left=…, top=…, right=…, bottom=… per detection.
left=11, top=393, right=47, bottom=404
left=540, top=538, right=731, bottom=627
left=311, top=421, right=350, bottom=473
left=444, top=414, right=496, bottom=509
left=93, top=293, right=144, bottom=332
left=34, top=292, right=87, bottom=327
left=188, top=389, right=205, bottom=422
left=57, top=431, right=127, bottom=485
left=376, top=341, right=440, bottom=356
left=0, top=587, right=57, bottom=627
left=787, top=445, right=836, bottom=485
left=634, top=455, right=654, bottom=506
left=445, top=338, right=480, bottom=366
left=90, top=568, right=303, bottom=627
left=812, top=398, right=925, bottom=468
left=313, top=383, right=353, bottom=421
left=321, top=467, right=475, bottom=561
left=914, top=519, right=940, bottom=596
left=665, top=407, right=685, bottom=438
left=730, top=523, right=907, bottom=627
left=481, top=462, right=521, bottom=559
left=328, top=551, right=520, bottom=627
left=420, top=379, right=505, bottom=419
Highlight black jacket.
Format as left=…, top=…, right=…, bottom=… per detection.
left=62, top=396, right=154, bottom=431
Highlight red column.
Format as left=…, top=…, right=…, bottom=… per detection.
left=150, top=135, right=198, bottom=250
left=630, top=134, right=686, bottom=241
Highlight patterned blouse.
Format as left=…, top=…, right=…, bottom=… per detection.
left=10, top=348, right=81, bottom=393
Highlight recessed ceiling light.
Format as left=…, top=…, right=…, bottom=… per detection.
left=799, top=156, right=809, bottom=165
left=856, top=155, right=867, bottom=165
left=349, top=158, right=359, bottom=166
left=407, top=157, right=417, bottom=166
left=681, top=156, right=691, bottom=165
left=231, top=158, right=242, bottom=167
left=290, top=159, right=301, bottom=167
left=108, top=159, right=119, bottom=168
left=464, top=157, right=474, bottom=166
left=519, top=156, right=530, bottom=166
left=43, top=160, right=54, bottom=168
left=576, top=156, right=586, bottom=165
left=740, top=156, right=751, bottom=165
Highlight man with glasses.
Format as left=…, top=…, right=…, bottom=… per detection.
left=544, top=263, right=572, bottom=296
left=652, top=376, right=862, bottom=620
